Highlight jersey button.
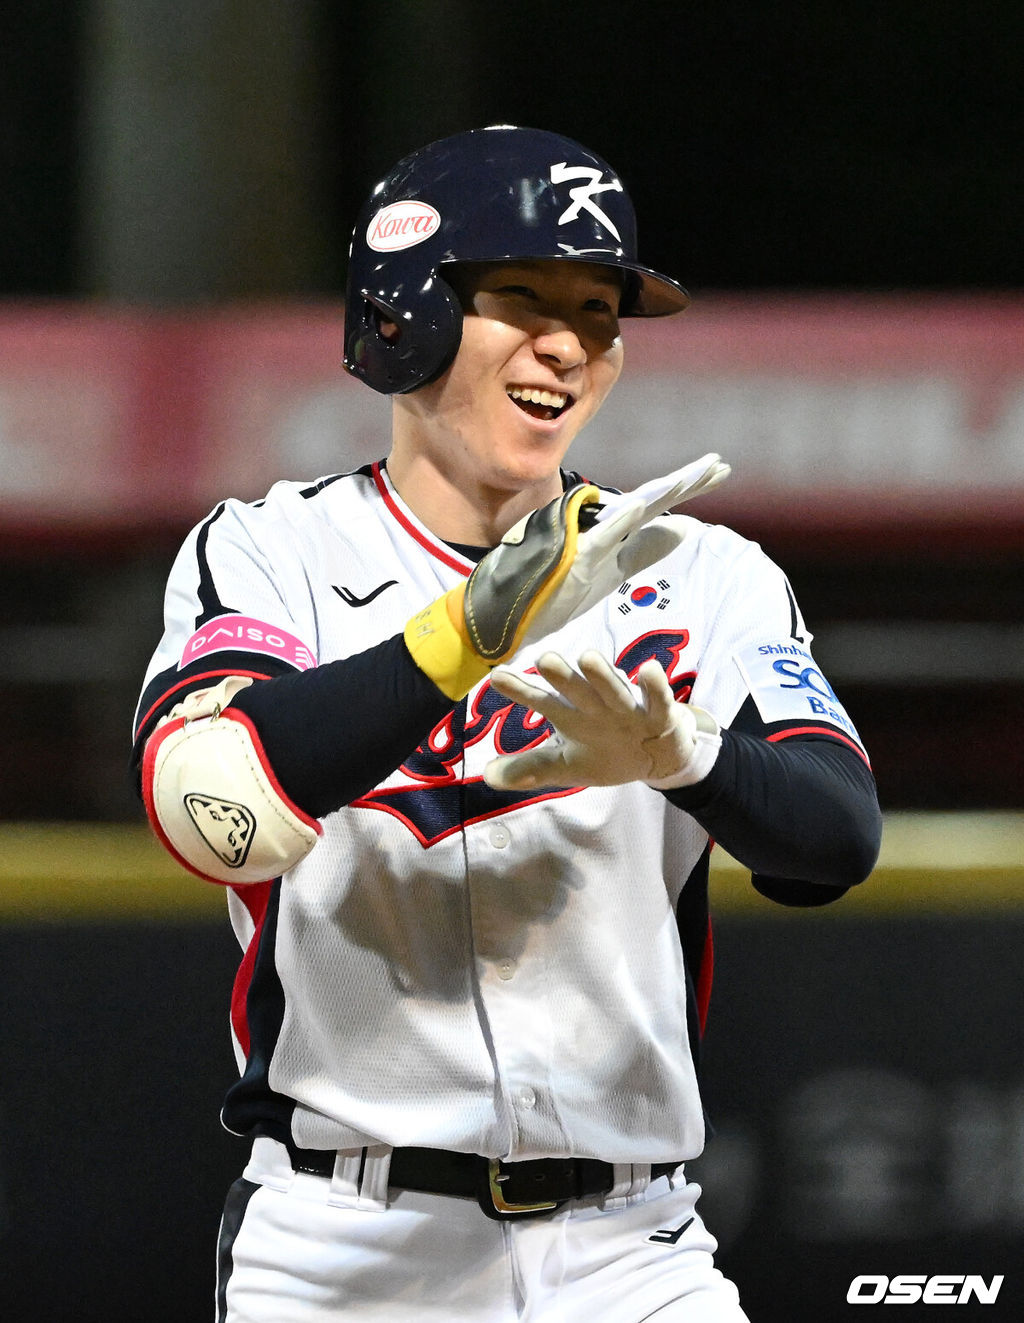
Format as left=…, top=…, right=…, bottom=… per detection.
left=488, top=823, right=511, bottom=849
left=516, top=1086, right=536, bottom=1109
left=497, top=958, right=516, bottom=981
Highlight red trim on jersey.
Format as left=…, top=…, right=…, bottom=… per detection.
left=766, top=724, right=871, bottom=767
left=134, top=668, right=273, bottom=740
left=229, top=880, right=274, bottom=1058
left=696, top=917, right=714, bottom=1035
left=371, top=460, right=473, bottom=576
left=140, top=707, right=322, bottom=885
left=141, top=716, right=230, bottom=885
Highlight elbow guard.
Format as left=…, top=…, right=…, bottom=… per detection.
left=142, top=676, right=322, bottom=885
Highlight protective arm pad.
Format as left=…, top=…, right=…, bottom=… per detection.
left=404, top=483, right=600, bottom=701
left=141, top=677, right=322, bottom=885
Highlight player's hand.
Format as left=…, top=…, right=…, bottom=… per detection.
left=519, top=452, right=731, bottom=648
left=482, top=650, right=722, bottom=791
left=405, top=453, right=730, bottom=701
left=590, top=452, right=731, bottom=532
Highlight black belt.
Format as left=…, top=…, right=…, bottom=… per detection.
left=283, top=1140, right=680, bottom=1221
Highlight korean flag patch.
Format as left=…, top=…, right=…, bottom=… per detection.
left=733, top=640, right=865, bottom=747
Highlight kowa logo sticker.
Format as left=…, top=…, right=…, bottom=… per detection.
left=366, top=200, right=441, bottom=252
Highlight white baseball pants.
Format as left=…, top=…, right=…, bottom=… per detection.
left=216, top=1138, right=749, bottom=1322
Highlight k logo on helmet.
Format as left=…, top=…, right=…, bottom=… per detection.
left=550, top=162, right=624, bottom=239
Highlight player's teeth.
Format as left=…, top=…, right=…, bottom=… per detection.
left=507, top=387, right=567, bottom=408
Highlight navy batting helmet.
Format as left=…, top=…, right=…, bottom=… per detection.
left=343, top=125, right=690, bottom=395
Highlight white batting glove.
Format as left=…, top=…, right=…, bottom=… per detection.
left=520, top=453, right=731, bottom=648
left=482, top=650, right=722, bottom=792
left=593, top=452, right=731, bottom=529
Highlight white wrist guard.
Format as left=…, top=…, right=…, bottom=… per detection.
left=142, top=676, right=321, bottom=885
left=644, top=704, right=723, bottom=790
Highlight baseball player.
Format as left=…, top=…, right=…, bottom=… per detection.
left=133, top=126, right=881, bottom=1322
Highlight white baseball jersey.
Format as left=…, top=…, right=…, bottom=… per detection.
left=135, top=461, right=865, bottom=1165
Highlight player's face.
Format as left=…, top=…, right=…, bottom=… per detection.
left=398, top=260, right=625, bottom=495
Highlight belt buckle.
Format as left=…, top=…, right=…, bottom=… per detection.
left=483, top=1159, right=560, bottom=1220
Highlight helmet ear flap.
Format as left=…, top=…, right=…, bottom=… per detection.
left=344, top=282, right=464, bottom=394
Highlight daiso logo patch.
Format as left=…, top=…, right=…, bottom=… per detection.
left=180, top=614, right=316, bottom=672
left=366, top=200, right=441, bottom=252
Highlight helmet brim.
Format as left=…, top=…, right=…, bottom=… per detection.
left=438, top=254, right=690, bottom=318
left=619, top=263, right=691, bottom=317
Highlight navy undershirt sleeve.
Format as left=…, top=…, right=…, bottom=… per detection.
left=226, top=629, right=882, bottom=906
left=227, top=632, right=454, bottom=817
left=664, top=731, right=882, bottom=902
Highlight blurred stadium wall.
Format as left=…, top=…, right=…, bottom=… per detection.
left=1, top=299, right=1021, bottom=819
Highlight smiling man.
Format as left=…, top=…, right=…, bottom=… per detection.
left=133, top=126, right=881, bottom=1322
left=385, top=258, right=626, bottom=546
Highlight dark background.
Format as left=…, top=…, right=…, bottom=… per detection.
left=2, top=914, right=1021, bottom=1321
left=3, top=2, right=1022, bottom=301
